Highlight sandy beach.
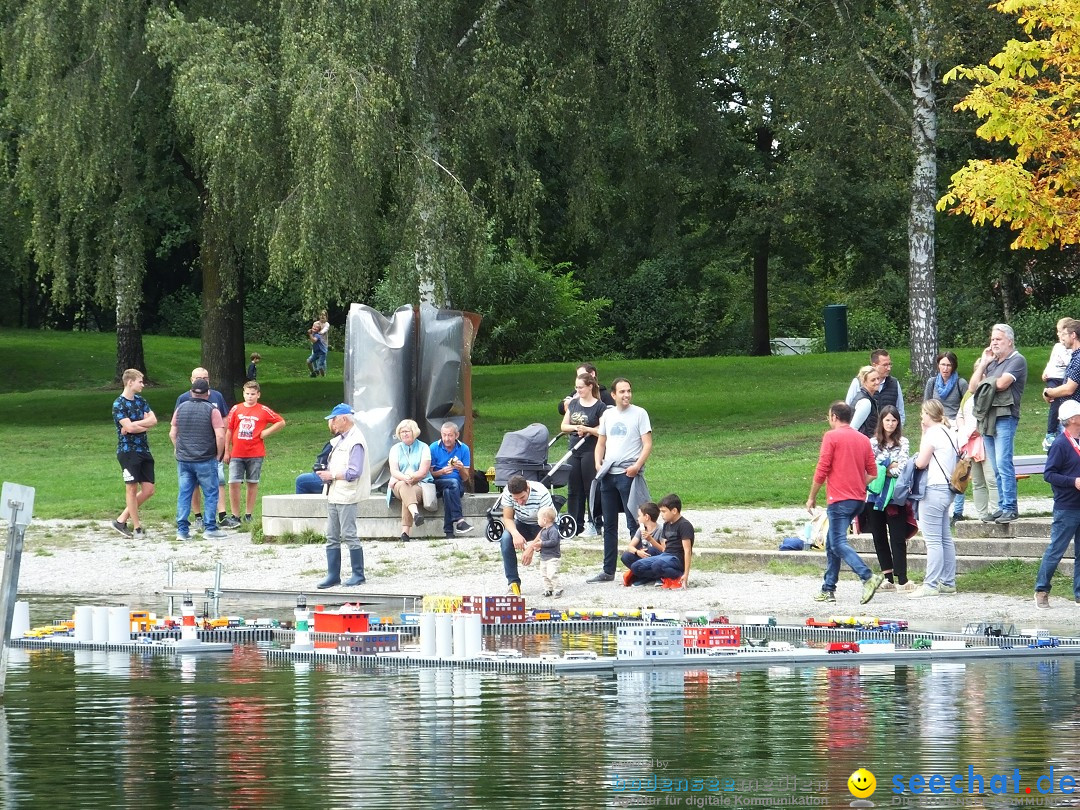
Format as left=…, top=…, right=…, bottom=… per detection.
left=9, top=497, right=1068, bottom=630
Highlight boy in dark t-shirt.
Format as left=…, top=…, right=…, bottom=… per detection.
left=624, top=493, right=694, bottom=587
left=112, top=368, right=157, bottom=539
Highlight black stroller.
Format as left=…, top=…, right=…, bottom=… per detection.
left=484, top=423, right=582, bottom=542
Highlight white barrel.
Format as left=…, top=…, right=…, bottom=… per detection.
left=434, top=613, right=453, bottom=659
left=452, top=614, right=467, bottom=659
left=464, top=613, right=482, bottom=659
left=10, top=601, right=30, bottom=639
left=108, top=606, right=131, bottom=644
left=73, top=605, right=94, bottom=642
left=418, top=613, right=437, bottom=657
left=92, top=606, right=110, bottom=642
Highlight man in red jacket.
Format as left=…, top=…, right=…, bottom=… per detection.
left=806, top=401, right=885, bottom=605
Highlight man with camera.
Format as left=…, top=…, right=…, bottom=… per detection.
left=316, top=403, right=371, bottom=588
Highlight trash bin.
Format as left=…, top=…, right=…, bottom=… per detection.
left=823, top=305, right=848, bottom=353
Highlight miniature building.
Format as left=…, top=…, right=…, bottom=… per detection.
left=337, top=632, right=401, bottom=655
left=313, top=607, right=371, bottom=634
left=617, top=626, right=685, bottom=659
left=460, top=595, right=526, bottom=624
left=684, top=625, right=741, bottom=649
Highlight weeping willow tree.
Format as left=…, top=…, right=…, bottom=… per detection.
left=1, top=0, right=185, bottom=381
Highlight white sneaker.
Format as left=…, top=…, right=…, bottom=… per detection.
left=908, top=584, right=939, bottom=599
left=579, top=523, right=598, bottom=538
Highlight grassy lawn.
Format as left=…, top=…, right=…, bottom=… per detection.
left=0, top=328, right=1053, bottom=522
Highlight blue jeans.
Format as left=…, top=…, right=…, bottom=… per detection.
left=295, top=472, right=324, bottom=494
left=984, top=415, right=1018, bottom=512
left=600, top=474, right=638, bottom=575
left=630, top=552, right=683, bottom=583
left=435, top=476, right=463, bottom=535
left=500, top=521, right=541, bottom=585
left=1035, top=507, right=1080, bottom=597
left=821, top=499, right=871, bottom=592
left=177, top=459, right=220, bottom=535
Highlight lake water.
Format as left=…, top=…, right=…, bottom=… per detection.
left=3, top=629, right=1080, bottom=809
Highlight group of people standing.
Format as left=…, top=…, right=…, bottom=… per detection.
left=812, top=323, right=1032, bottom=604
left=111, top=367, right=286, bottom=544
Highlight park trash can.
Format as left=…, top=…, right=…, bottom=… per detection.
left=823, top=304, right=848, bottom=352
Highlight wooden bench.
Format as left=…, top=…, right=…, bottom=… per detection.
left=261, top=493, right=500, bottom=540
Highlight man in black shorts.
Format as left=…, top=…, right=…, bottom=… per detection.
left=112, top=368, right=158, bottom=539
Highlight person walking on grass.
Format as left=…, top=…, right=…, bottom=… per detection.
left=316, top=404, right=370, bottom=588
left=806, top=401, right=885, bottom=605
left=1034, top=400, right=1080, bottom=609
left=112, top=368, right=157, bottom=540
left=170, top=378, right=227, bottom=541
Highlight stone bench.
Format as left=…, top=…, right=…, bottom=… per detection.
left=262, top=493, right=500, bottom=540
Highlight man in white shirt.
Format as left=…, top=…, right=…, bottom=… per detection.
left=589, top=378, right=652, bottom=582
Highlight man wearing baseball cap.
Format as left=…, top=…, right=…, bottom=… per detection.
left=316, top=403, right=371, bottom=588
left=1035, top=398, right=1080, bottom=608
left=170, top=377, right=227, bottom=540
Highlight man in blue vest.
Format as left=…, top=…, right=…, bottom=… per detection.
left=170, top=378, right=227, bottom=541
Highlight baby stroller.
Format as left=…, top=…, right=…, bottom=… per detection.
left=485, top=423, right=582, bottom=542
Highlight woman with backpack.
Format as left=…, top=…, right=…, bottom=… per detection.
left=909, top=399, right=958, bottom=598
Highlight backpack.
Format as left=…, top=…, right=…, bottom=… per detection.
left=933, top=426, right=971, bottom=495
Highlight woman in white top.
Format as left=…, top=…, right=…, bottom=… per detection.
left=387, top=419, right=432, bottom=542
left=910, top=399, right=958, bottom=598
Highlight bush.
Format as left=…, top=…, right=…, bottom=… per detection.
left=155, top=288, right=202, bottom=338
left=1010, top=293, right=1080, bottom=348
left=458, top=248, right=613, bottom=364
left=809, top=305, right=906, bottom=353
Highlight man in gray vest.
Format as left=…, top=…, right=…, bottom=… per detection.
left=170, top=378, right=227, bottom=541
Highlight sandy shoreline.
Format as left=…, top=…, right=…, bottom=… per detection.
left=8, top=498, right=1071, bottom=631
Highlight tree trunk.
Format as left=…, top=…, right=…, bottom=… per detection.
left=751, top=230, right=771, bottom=356
left=113, top=254, right=147, bottom=383
left=907, top=4, right=938, bottom=384
left=200, top=222, right=246, bottom=407
left=750, top=125, right=773, bottom=356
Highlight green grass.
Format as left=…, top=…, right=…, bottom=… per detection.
left=0, top=327, right=1055, bottom=521
left=957, top=559, right=1061, bottom=597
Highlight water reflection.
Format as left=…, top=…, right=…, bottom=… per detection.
left=4, top=649, right=1080, bottom=808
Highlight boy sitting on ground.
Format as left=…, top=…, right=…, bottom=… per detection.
left=621, top=501, right=663, bottom=582
left=623, top=493, right=694, bottom=587
left=522, top=506, right=563, bottom=598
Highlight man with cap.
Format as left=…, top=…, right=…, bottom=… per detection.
left=1034, top=399, right=1080, bottom=608
left=316, top=403, right=371, bottom=588
left=169, top=378, right=227, bottom=540
left=174, top=367, right=231, bottom=529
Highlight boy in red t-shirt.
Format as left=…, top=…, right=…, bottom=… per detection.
left=223, top=381, right=286, bottom=526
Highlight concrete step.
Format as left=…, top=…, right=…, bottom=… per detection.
left=686, top=548, right=1071, bottom=576
left=953, top=516, right=1052, bottom=540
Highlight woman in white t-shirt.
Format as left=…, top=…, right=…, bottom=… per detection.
left=910, top=399, right=958, bottom=598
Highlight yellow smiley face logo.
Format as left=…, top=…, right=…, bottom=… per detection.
left=848, top=768, right=876, bottom=798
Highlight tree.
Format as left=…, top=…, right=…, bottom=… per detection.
left=938, top=0, right=1080, bottom=250
left=1, top=0, right=186, bottom=381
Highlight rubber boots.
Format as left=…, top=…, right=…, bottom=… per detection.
left=343, top=547, right=366, bottom=586
left=317, top=546, right=342, bottom=589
